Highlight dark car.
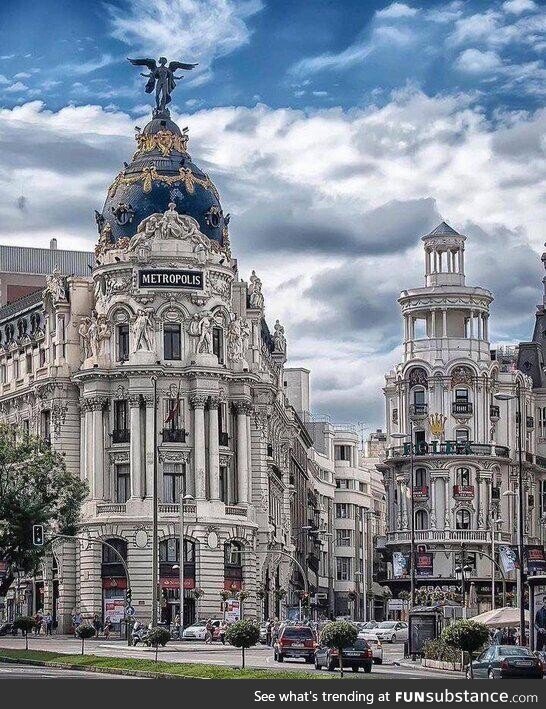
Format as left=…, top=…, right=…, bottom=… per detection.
left=468, top=645, right=543, bottom=679
left=314, top=638, right=373, bottom=673
left=0, top=622, right=16, bottom=636
left=274, top=625, right=316, bottom=663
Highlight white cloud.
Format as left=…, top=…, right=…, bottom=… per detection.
left=13, top=72, right=31, bottom=80
left=4, top=81, right=29, bottom=93
left=0, top=75, right=9, bottom=85
left=456, top=48, right=503, bottom=73
left=0, top=93, right=545, bottom=424
left=106, top=0, right=263, bottom=84
left=503, top=0, right=537, bottom=15
left=376, top=2, right=419, bottom=19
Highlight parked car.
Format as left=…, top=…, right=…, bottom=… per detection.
left=259, top=623, right=268, bottom=644
left=468, top=646, right=543, bottom=679
left=274, top=625, right=316, bottom=663
left=182, top=619, right=222, bottom=640
left=314, top=638, right=373, bottom=673
left=366, top=638, right=384, bottom=664
left=363, top=621, right=408, bottom=643
left=0, top=622, right=16, bottom=636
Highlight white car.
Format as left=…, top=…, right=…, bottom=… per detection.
left=182, top=619, right=222, bottom=640
left=364, top=637, right=384, bottom=664
left=365, top=621, right=408, bottom=644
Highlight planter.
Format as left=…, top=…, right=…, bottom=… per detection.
left=422, top=658, right=463, bottom=672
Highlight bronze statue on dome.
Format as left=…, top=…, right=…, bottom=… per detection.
left=128, top=57, right=198, bottom=114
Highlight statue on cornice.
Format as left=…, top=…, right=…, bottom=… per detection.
left=273, top=319, right=286, bottom=354
left=248, top=270, right=264, bottom=309
left=128, top=57, right=198, bottom=115
left=44, top=267, right=67, bottom=304
left=133, top=309, right=154, bottom=352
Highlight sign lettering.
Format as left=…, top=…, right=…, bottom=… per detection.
left=138, top=269, right=204, bottom=290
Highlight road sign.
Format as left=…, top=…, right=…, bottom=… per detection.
left=125, top=605, right=135, bottom=617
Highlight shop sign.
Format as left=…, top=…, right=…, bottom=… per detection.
left=102, top=577, right=127, bottom=590
left=526, top=545, right=546, bottom=575
left=138, top=269, right=204, bottom=290
left=103, top=598, right=125, bottom=624
left=159, top=577, right=195, bottom=590
left=416, top=552, right=433, bottom=577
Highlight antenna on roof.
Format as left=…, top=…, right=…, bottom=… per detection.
left=17, top=183, right=26, bottom=211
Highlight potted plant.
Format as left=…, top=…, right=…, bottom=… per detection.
left=225, top=619, right=260, bottom=669
left=75, top=622, right=96, bottom=655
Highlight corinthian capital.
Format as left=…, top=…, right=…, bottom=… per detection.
left=233, top=400, right=253, bottom=416
left=190, top=393, right=208, bottom=409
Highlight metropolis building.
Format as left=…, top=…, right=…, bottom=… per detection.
left=0, top=99, right=303, bottom=630
left=378, top=222, right=546, bottom=607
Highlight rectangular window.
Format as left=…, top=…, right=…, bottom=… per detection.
left=115, top=464, right=130, bottom=503
left=22, top=419, right=30, bottom=437
left=336, top=529, right=352, bottom=547
left=117, top=324, right=129, bottom=362
left=219, top=465, right=228, bottom=503
left=113, top=399, right=128, bottom=432
left=26, top=352, right=32, bottom=374
left=455, top=388, right=469, bottom=402
left=336, top=557, right=352, bottom=581
left=163, top=462, right=185, bottom=503
left=540, top=480, right=546, bottom=521
left=164, top=323, right=181, bottom=360
left=335, top=503, right=350, bottom=519
left=0, top=364, right=5, bottom=383
left=39, top=348, right=46, bottom=367
left=41, top=410, right=51, bottom=442
left=212, top=327, right=224, bottom=364
left=14, top=358, right=20, bottom=379
left=334, top=445, right=351, bottom=462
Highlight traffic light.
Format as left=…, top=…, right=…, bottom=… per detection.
left=32, top=524, right=44, bottom=546
left=125, top=588, right=132, bottom=603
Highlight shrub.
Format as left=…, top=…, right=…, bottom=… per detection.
left=441, top=619, right=489, bottom=678
left=423, top=638, right=462, bottom=664
left=13, top=616, right=35, bottom=650
left=320, top=621, right=358, bottom=677
left=75, top=622, right=96, bottom=655
left=147, top=626, right=171, bottom=662
left=225, top=619, right=260, bottom=668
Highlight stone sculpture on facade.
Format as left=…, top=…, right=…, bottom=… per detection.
left=273, top=320, right=286, bottom=353
left=227, top=315, right=245, bottom=366
left=248, top=270, right=264, bottom=309
left=79, top=312, right=111, bottom=363
left=133, top=309, right=154, bottom=352
left=44, top=267, right=67, bottom=304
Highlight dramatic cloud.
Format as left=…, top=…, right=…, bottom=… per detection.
left=0, top=87, right=545, bottom=425
left=106, top=0, right=263, bottom=84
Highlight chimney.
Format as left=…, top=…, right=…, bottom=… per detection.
left=50, top=238, right=57, bottom=250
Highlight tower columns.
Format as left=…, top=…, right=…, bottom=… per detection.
left=129, top=395, right=142, bottom=499
left=191, top=394, right=207, bottom=500
left=208, top=397, right=220, bottom=500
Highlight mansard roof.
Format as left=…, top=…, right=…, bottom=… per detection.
left=424, top=221, right=462, bottom=238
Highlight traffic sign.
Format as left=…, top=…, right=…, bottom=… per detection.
left=125, top=605, right=135, bottom=617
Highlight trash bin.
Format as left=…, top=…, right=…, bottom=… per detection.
left=404, top=640, right=409, bottom=658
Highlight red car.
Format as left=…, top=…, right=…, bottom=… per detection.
left=274, top=626, right=316, bottom=663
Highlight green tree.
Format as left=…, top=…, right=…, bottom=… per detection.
left=14, top=615, right=36, bottom=650
left=0, top=423, right=87, bottom=596
left=147, top=626, right=171, bottom=662
left=75, top=622, right=96, bottom=655
left=320, top=620, right=358, bottom=677
left=225, top=619, right=260, bottom=668
left=441, top=619, right=489, bottom=678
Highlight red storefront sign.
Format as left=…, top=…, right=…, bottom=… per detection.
left=102, top=577, right=127, bottom=590
left=416, top=552, right=434, bottom=577
left=159, top=577, right=195, bottom=590
left=413, top=486, right=429, bottom=498
left=453, top=485, right=474, bottom=499
left=224, top=579, right=243, bottom=591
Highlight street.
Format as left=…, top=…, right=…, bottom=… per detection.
left=0, top=636, right=461, bottom=680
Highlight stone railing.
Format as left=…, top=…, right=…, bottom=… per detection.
left=225, top=505, right=248, bottom=517
left=386, top=441, right=510, bottom=459
left=96, top=503, right=126, bottom=514
left=386, top=529, right=512, bottom=544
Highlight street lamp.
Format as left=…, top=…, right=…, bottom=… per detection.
left=392, top=428, right=415, bottom=609
left=490, top=516, right=503, bottom=609
left=454, top=562, right=473, bottom=616
left=495, top=387, right=526, bottom=645
left=173, top=493, right=194, bottom=639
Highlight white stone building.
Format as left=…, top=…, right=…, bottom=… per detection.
left=379, top=222, right=543, bottom=609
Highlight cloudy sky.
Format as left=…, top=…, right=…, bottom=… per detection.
left=0, top=0, right=545, bottom=431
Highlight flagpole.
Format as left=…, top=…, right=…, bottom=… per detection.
left=151, top=375, right=159, bottom=626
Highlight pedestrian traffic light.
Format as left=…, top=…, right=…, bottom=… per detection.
left=32, top=524, right=44, bottom=546
left=125, top=588, right=132, bottom=603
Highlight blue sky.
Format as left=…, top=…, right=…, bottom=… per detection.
left=0, top=0, right=545, bottom=427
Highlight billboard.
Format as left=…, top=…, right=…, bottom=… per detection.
left=416, top=552, right=434, bottom=577
left=499, top=545, right=519, bottom=574
left=525, top=545, right=546, bottom=575
left=224, top=599, right=241, bottom=623
left=534, top=585, right=546, bottom=652
left=392, top=552, right=409, bottom=578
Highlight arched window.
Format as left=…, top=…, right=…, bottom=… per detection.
left=224, top=541, right=243, bottom=591
left=456, top=467, right=470, bottom=486
left=415, top=509, right=428, bottom=530
left=415, top=468, right=427, bottom=487
left=456, top=509, right=471, bottom=530
left=224, top=541, right=243, bottom=566
left=102, top=538, right=127, bottom=563
left=159, top=538, right=195, bottom=563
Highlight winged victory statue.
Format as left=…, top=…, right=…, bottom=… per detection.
left=128, top=57, right=198, bottom=115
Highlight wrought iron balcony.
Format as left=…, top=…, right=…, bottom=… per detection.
left=112, top=429, right=130, bottom=444
left=490, top=405, right=500, bottom=420
left=162, top=428, right=186, bottom=443
left=386, top=440, right=510, bottom=459
left=452, top=401, right=473, bottom=416
left=409, top=403, right=428, bottom=418
left=385, top=529, right=513, bottom=545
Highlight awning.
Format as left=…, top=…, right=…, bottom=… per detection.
left=472, top=607, right=530, bottom=627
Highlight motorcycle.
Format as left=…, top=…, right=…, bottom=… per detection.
left=131, top=622, right=150, bottom=646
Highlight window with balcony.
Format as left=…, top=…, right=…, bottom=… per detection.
left=453, top=389, right=472, bottom=415
left=336, top=556, right=352, bottom=581
left=163, top=398, right=185, bottom=442
left=336, top=529, right=352, bottom=547
left=212, top=327, right=224, bottom=364
left=164, top=323, right=181, bottom=361
left=163, top=462, right=185, bottom=503
left=113, top=400, right=129, bottom=443
left=335, top=503, right=350, bottom=519
left=115, top=464, right=130, bottom=503
left=415, top=509, right=428, bottom=530
left=456, top=467, right=470, bottom=486
left=455, top=508, right=471, bottom=530
left=117, top=324, right=129, bottom=362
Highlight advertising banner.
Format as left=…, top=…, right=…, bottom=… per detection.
left=534, top=585, right=546, bottom=652
left=416, top=552, right=434, bottom=577
left=392, top=551, right=410, bottom=578
left=526, top=545, right=546, bottom=575
left=104, top=597, right=125, bottom=624
left=499, top=545, right=519, bottom=574
left=224, top=599, right=241, bottom=623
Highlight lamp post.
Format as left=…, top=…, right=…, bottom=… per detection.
left=495, top=385, right=527, bottom=645
left=490, top=516, right=502, bottom=609
left=392, top=426, right=415, bottom=609
left=173, top=493, right=194, bottom=640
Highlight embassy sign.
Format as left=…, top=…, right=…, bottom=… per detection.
left=138, top=269, right=204, bottom=290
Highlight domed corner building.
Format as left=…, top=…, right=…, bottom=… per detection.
left=0, top=99, right=297, bottom=632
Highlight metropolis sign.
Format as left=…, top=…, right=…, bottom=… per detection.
left=138, top=269, right=204, bottom=290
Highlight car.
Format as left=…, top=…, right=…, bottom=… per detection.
left=364, top=621, right=408, bottom=643
left=468, top=645, right=543, bottom=679
left=274, top=625, right=316, bottom=663
left=182, top=619, right=222, bottom=640
left=314, top=638, right=374, bottom=673
left=365, top=637, right=384, bottom=664
left=0, top=622, right=16, bottom=637
left=259, top=623, right=268, bottom=644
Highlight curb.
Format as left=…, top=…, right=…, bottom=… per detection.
left=0, top=655, right=209, bottom=679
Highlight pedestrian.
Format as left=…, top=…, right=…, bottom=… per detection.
left=43, top=612, right=52, bottom=636
left=174, top=613, right=181, bottom=637
left=265, top=618, right=272, bottom=646
left=92, top=613, right=102, bottom=637
left=34, top=610, right=43, bottom=636
left=219, top=620, right=227, bottom=645
left=72, top=609, right=82, bottom=637
left=205, top=619, right=213, bottom=644
left=104, top=616, right=111, bottom=640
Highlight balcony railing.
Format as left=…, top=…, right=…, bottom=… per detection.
left=226, top=505, right=247, bottom=516
left=452, top=402, right=473, bottom=416
left=386, top=441, right=509, bottom=459
left=386, top=529, right=513, bottom=544
left=112, top=429, right=130, bottom=444
left=490, top=405, right=500, bottom=419
left=96, top=503, right=126, bottom=514
left=453, top=484, right=475, bottom=498
left=409, top=403, right=428, bottom=418
left=162, top=428, right=186, bottom=443
left=413, top=485, right=429, bottom=498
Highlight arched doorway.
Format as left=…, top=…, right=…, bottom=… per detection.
left=159, top=537, right=196, bottom=627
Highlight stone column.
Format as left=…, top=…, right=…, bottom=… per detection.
left=469, top=310, right=475, bottom=338
left=90, top=397, right=106, bottom=500
left=79, top=399, right=87, bottom=482
left=129, top=395, right=142, bottom=499
left=444, top=476, right=451, bottom=529
left=430, top=476, right=437, bottom=529
left=442, top=308, right=447, bottom=337
left=400, top=479, right=408, bottom=530
left=430, top=309, right=436, bottom=338
left=208, top=396, right=220, bottom=500
left=144, top=394, right=155, bottom=499
left=235, top=401, right=252, bottom=505
left=191, top=394, right=207, bottom=499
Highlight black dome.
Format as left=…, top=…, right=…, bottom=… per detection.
left=101, top=113, right=225, bottom=244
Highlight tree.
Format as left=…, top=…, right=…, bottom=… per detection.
left=147, top=626, right=171, bottom=662
left=320, top=620, right=358, bottom=677
left=225, top=619, right=260, bottom=669
left=441, top=619, right=489, bottom=678
left=0, top=423, right=88, bottom=597
left=14, top=615, right=35, bottom=650
left=75, top=622, right=96, bottom=655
